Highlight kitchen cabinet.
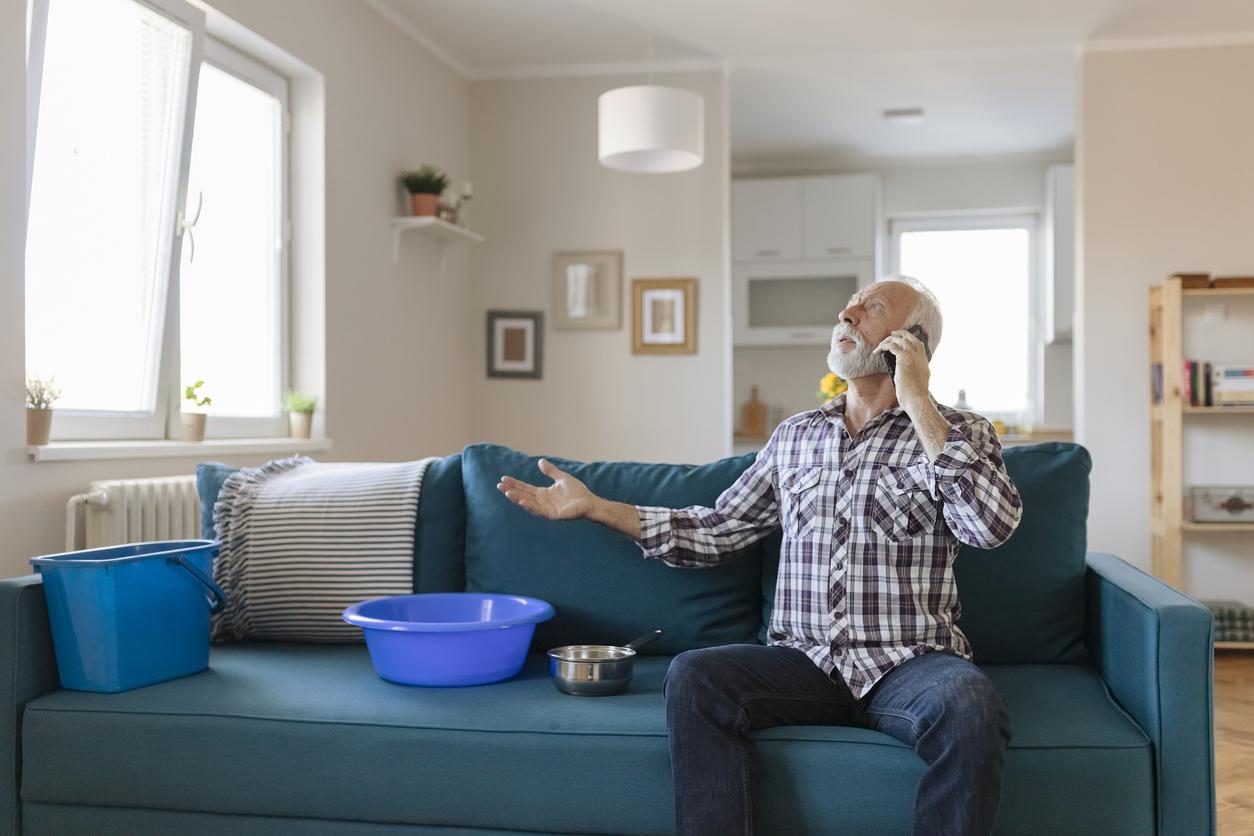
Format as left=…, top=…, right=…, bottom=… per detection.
left=733, top=257, right=873, bottom=345
left=1044, top=164, right=1074, bottom=343
left=802, top=174, right=878, bottom=260
left=732, top=178, right=802, bottom=261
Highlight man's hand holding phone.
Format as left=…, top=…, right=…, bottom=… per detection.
left=876, top=325, right=932, bottom=410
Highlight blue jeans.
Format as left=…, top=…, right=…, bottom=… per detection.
left=662, top=644, right=1012, bottom=836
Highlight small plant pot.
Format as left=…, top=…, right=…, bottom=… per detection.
left=410, top=193, right=440, bottom=216
left=289, top=411, right=313, bottom=439
left=26, top=408, right=53, bottom=445
left=180, top=412, right=207, bottom=442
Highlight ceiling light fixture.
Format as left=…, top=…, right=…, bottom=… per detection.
left=883, top=107, right=926, bottom=125
left=598, top=0, right=704, bottom=173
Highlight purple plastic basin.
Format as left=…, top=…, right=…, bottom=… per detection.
left=342, top=592, right=555, bottom=686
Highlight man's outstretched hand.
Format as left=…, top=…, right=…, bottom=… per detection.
left=497, top=458, right=597, bottom=521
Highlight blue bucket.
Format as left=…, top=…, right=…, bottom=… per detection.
left=30, top=539, right=228, bottom=693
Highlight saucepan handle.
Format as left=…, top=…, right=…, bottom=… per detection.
left=624, top=629, right=664, bottom=651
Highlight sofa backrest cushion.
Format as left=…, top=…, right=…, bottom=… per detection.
left=196, top=461, right=237, bottom=541
left=194, top=454, right=467, bottom=594
left=460, top=443, right=765, bottom=656
left=412, top=453, right=467, bottom=593
left=755, top=442, right=1091, bottom=665
left=952, top=442, right=1091, bottom=664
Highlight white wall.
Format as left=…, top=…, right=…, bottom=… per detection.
left=0, top=0, right=474, bottom=577
left=1078, top=43, right=1254, bottom=600
left=467, top=70, right=731, bottom=464
left=731, top=157, right=1075, bottom=443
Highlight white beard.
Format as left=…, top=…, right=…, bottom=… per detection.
left=826, top=324, right=889, bottom=379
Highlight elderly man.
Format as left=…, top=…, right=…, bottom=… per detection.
left=497, top=275, right=1024, bottom=836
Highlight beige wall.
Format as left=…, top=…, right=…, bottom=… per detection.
left=0, top=0, right=474, bottom=577
left=1078, top=43, right=1254, bottom=600
left=467, top=71, right=731, bottom=464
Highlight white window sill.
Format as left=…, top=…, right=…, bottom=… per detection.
left=29, top=437, right=333, bottom=462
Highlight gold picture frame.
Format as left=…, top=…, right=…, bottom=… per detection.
left=632, top=278, right=697, bottom=354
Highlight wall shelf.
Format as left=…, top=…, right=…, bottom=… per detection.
left=1148, top=276, right=1254, bottom=598
left=1183, top=405, right=1254, bottom=413
left=390, top=216, right=485, bottom=273
left=1181, top=521, right=1254, bottom=532
left=1182, top=286, right=1254, bottom=297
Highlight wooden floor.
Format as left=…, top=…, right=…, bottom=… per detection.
left=1217, top=651, right=1254, bottom=835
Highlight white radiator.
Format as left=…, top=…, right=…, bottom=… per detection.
left=66, top=476, right=202, bottom=551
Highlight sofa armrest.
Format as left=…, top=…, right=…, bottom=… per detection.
left=1085, top=552, right=1215, bottom=836
left=0, top=575, right=60, bottom=834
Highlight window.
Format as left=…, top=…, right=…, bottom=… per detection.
left=25, top=0, right=290, bottom=440
left=179, top=42, right=288, bottom=433
left=889, top=214, right=1039, bottom=422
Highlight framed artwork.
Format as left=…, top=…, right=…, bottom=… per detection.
left=552, top=251, right=622, bottom=330
left=632, top=278, right=697, bottom=354
left=486, top=310, right=544, bottom=379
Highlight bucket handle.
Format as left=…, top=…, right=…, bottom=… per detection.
left=168, top=554, right=228, bottom=615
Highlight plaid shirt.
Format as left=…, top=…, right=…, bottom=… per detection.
left=635, top=392, right=1023, bottom=700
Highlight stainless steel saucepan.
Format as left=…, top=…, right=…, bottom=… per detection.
left=547, top=629, right=664, bottom=696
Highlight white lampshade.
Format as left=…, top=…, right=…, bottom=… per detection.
left=598, top=85, right=704, bottom=173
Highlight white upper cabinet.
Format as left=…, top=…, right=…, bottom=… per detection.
left=732, top=174, right=879, bottom=264
left=1044, top=163, right=1074, bottom=343
left=732, top=179, right=802, bottom=261
left=802, top=174, right=878, bottom=260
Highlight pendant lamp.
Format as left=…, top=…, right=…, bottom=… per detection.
left=597, top=3, right=704, bottom=173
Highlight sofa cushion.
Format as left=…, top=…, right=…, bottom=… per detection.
left=21, top=644, right=1152, bottom=835
left=195, top=454, right=467, bottom=595
left=461, top=443, right=764, bottom=656
left=952, top=442, right=1092, bottom=664
left=195, top=461, right=236, bottom=541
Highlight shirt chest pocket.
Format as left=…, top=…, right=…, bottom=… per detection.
left=869, top=462, right=939, bottom=542
left=778, top=466, right=822, bottom=539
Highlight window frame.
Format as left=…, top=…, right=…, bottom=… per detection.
left=887, top=210, right=1043, bottom=425
left=25, top=0, right=292, bottom=441
left=167, top=36, right=292, bottom=440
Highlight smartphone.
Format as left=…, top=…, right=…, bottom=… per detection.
left=880, top=324, right=931, bottom=379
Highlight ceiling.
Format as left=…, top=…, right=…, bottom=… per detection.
left=368, top=0, right=1254, bottom=166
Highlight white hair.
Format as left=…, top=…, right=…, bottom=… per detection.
left=874, top=273, right=943, bottom=357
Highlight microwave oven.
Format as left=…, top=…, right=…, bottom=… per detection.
left=733, top=257, right=873, bottom=346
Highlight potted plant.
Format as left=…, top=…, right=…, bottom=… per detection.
left=25, top=374, right=61, bottom=446
left=181, top=380, right=212, bottom=442
left=282, top=389, right=318, bottom=439
left=400, top=165, right=449, bottom=217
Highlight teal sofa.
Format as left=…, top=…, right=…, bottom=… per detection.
left=0, top=442, right=1215, bottom=835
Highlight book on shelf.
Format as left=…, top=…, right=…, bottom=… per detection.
left=1212, top=365, right=1254, bottom=405
left=1212, top=276, right=1254, bottom=289
left=1170, top=271, right=1212, bottom=288
left=1181, top=360, right=1210, bottom=406
left=1152, top=361, right=1254, bottom=406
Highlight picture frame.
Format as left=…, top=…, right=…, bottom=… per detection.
left=486, top=310, right=544, bottom=379
left=632, top=278, right=697, bottom=354
left=552, top=251, right=623, bottom=330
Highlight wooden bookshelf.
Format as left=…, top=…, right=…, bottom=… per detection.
left=1148, top=277, right=1254, bottom=598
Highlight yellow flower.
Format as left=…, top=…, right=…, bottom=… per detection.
left=817, top=372, right=847, bottom=402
